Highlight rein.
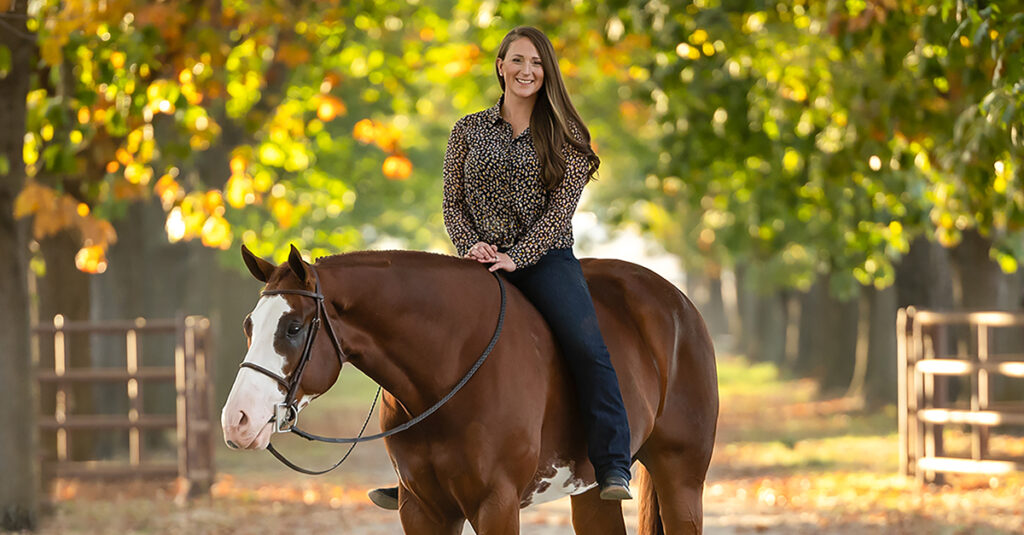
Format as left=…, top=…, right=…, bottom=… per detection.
left=240, top=265, right=507, bottom=475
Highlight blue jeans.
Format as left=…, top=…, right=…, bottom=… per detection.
left=502, top=247, right=632, bottom=482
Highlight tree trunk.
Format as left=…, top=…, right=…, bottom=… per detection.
left=0, top=0, right=38, bottom=528
left=734, top=266, right=756, bottom=359
left=795, top=276, right=859, bottom=395
left=950, top=230, right=1006, bottom=311
left=862, top=284, right=899, bottom=407
left=687, top=270, right=731, bottom=351
left=753, top=290, right=788, bottom=365
left=896, top=236, right=955, bottom=311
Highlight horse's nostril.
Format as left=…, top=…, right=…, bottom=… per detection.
left=226, top=440, right=239, bottom=449
left=238, top=410, right=249, bottom=427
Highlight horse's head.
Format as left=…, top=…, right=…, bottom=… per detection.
left=221, top=244, right=343, bottom=450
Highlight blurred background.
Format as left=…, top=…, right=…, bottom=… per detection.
left=2, top=0, right=1024, bottom=533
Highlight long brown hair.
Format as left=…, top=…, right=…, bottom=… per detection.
left=495, top=27, right=600, bottom=191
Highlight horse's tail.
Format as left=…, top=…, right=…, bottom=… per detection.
left=636, top=463, right=665, bottom=535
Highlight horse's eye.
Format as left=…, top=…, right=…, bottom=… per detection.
left=287, top=322, right=303, bottom=336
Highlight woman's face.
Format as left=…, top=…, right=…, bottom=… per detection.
left=498, top=37, right=545, bottom=101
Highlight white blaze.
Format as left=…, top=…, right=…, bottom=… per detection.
left=243, top=295, right=291, bottom=378
left=221, top=295, right=291, bottom=449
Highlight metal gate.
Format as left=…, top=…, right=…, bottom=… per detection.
left=34, top=314, right=215, bottom=495
left=898, top=307, right=1024, bottom=483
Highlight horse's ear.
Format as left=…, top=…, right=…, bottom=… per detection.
left=241, top=244, right=275, bottom=283
left=288, top=244, right=309, bottom=284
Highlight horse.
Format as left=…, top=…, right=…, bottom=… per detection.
left=221, top=244, right=718, bottom=534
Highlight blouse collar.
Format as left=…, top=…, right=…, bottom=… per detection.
left=485, top=94, right=505, bottom=125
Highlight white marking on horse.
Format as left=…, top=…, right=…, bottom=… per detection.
left=244, top=295, right=291, bottom=379
left=221, top=295, right=292, bottom=449
left=523, top=464, right=597, bottom=507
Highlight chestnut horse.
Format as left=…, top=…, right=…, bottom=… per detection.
left=222, top=245, right=718, bottom=534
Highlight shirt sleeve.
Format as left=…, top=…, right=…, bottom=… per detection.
left=506, top=122, right=590, bottom=269
left=442, top=117, right=481, bottom=257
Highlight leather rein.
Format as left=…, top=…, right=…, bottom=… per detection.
left=239, top=264, right=507, bottom=475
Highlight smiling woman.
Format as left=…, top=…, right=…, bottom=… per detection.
left=434, top=25, right=636, bottom=503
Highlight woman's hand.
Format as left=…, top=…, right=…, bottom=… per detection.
left=465, top=241, right=499, bottom=262
left=487, top=252, right=516, bottom=273
left=464, top=242, right=515, bottom=272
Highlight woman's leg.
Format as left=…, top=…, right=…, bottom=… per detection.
left=504, top=248, right=632, bottom=484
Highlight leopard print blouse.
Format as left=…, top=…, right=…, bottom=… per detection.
left=442, top=96, right=590, bottom=269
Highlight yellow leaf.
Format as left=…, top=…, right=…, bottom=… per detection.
left=41, top=39, right=64, bottom=67
left=201, top=214, right=232, bottom=249
left=204, top=189, right=225, bottom=214
left=271, top=199, right=294, bottom=229
left=317, top=96, right=346, bottom=122
left=382, top=155, right=412, bottom=180
left=154, top=174, right=182, bottom=209
left=353, top=119, right=375, bottom=143
left=14, top=181, right=46, bottom=219
left=225, top=175, right=254, bottom=208
left=75, top=245, right=107, bottom=274
left=229, top=155, right=247, bottom=175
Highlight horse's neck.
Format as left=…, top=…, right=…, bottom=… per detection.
left=321, top=257, right=499, bottom=413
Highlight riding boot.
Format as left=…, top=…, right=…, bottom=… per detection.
left=368, top=486, right=399, bottom=510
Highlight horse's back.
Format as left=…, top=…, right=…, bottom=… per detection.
left=580, top=258, right=718, bottom=456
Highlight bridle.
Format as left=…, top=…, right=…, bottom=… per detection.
left=239, top=263, right=507, bottom=475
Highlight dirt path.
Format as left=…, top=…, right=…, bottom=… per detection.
left=30, top=365, right=1024, bottom=534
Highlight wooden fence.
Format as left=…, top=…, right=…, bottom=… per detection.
left=34, top=314, right=215, bottom=496
left=898, top=307, right=1024, bottom=483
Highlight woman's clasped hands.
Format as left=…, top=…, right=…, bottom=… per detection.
left=465, top=242, right=516, bottom=273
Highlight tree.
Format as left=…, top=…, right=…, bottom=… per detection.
left=0, top=0, right=38, bottom=528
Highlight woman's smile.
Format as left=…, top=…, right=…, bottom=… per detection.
left=500, top=37, right=545, bottom=99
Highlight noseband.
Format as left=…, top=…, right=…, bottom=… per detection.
left=239, top=263, right=507, bottom=475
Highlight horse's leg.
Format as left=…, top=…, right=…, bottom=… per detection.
left=398, top=495, right=464, bottom=535
left=642, top=450, right=705, bottom=535
left=465, top=488, right=521, bottom=535
left=569, top=487, right=626, bottom=534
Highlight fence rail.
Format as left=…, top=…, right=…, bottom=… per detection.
left=898, top=307, right=1024, bottom=483
left=33, top=314, right=215, bottom=496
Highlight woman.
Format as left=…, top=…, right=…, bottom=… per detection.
left=370, top=26, right=632, bottom=509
